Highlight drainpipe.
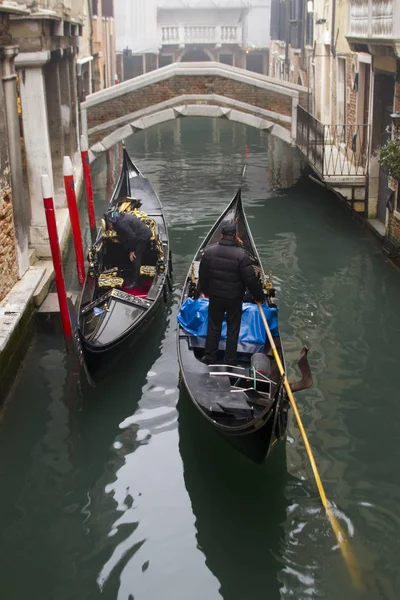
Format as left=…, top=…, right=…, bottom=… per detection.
left=285, top=0, right=290, bottom=80
left=331, top=0, right=336, bottom=57
left=88, top=0, right=95, bottom=93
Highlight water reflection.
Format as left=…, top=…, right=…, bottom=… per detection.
left=2, top=118, right=400, bottom=600
left=177, top=387, right=289, bottom=600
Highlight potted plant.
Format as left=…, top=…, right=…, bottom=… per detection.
left=378, top=137, right=400, bottom=183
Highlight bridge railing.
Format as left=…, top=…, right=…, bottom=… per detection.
left=296, top=106, right=370, bottom=178
left=161, top=25, right=242, bottom=45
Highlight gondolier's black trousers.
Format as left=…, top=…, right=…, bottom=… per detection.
left=205, top=296, right=242, bottom=364
left=129, top=238, right=150, bottom=287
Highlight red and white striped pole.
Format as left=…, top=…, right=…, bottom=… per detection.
left=63, top=156, right=85, bottom=287
left=41, top=174, right=73, bottom=342
left=80, top=135, right=96, bottom=243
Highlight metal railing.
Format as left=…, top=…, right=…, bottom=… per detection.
left=296, top=106, right=370, bottom=178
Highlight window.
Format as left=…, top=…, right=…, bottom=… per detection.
left=102, top=0, right=114, bottom=18
left=159, top=55, right=173, bottom=68
left=305, top=10, right=313, bottom=46
left=270, top=0, right=287, bottom=42
left=92, top=0, right=98, bottom=16
left=290, top=0, right=304, bottom=49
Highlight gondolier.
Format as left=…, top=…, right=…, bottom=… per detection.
left=105, top=211, right=152, bottom=289
left=198, top=219, right=264, bottom=365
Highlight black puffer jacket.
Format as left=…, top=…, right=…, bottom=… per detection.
left=198, top=239, right=264, bottom=301
left=114, top=212, right=151, bottom=252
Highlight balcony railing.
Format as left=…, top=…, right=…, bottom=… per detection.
left=160, top=25, right=242, bottom=46
left=348, top=0, right=394, bottom=39
left=296, top=106, right=370, bottom=178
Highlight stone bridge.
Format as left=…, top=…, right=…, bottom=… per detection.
left=81, top=62, right=309, bottom=161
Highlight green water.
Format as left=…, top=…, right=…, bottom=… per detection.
left=2, top=118, right=400, bottom=599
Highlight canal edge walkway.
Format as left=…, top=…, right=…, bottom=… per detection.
left=0, top=161, right=83, bottom=404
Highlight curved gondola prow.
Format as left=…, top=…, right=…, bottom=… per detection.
left=109, top=143, right=143, bottom=208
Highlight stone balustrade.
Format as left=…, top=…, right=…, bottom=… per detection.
left=348, top=0, right=398, bottom=41
left=161, top=24, right=242, bottom=46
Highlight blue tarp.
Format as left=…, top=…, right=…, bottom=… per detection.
left=177, top=297, right=279, bottom=343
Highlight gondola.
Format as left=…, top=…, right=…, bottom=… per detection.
left=78, top=145, right=170, bottom=372
left=177, top=188, right=311, bottom=464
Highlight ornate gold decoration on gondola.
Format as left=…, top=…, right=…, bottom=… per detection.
left=188, top=262, right=197, bottom=298
left=102, top=229, right=119, bottom=241
left=264, top=271, right=274, bottom=291
left=140, top=265, right=157, bottom=277
left=98, top=271, right=124, bottom=288
left=88, top=242, right=103, bottom=277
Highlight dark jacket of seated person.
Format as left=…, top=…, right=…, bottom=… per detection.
left=107, top=212, right=151, bottom=252
left=105, top=212, right=152, bottom=287
left=198, top=220, right=264, bottom=365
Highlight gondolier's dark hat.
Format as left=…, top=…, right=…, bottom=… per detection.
left=104, top=213, right=118, bottom=226
left=221, top=220, right=237, bottom=236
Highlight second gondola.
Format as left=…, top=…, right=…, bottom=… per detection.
left=177, top=188, right=311, bottom=463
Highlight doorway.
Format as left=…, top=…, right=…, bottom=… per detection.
left=357, top=61, right=371, bottom=162
left=372, top=72, right=395, bottom=223
left=246, top=54, right=264, bottom=74
left=337, top=57, right=346, bottom=124
left=181, top=49, right=211, bottom=62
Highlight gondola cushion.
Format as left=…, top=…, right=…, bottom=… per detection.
left=177, top=298, right=279, bottom=343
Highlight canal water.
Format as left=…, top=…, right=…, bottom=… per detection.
left=1, top=118, right=400, bottom=600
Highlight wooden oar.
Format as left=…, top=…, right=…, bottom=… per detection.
left=257, top=302, right=365, bottom=589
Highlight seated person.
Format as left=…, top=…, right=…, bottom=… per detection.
left=104, top=212, right=151, bottom=289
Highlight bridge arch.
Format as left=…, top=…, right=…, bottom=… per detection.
left=81, top=62, right=309, bottom=161
left=87, top=102, right=294, bottom=161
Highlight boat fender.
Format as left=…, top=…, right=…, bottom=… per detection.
left=250, top=353, right=270, bottom=375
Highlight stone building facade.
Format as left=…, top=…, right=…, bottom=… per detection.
left=269, top=0, right=400, bottom=239
left=115, top=0, right=271, bottom=81
left=0, top=0, right=116, bottom=301
left=0, top=8, right=27, bottom=302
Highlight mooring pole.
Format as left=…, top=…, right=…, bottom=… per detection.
left=106, top=149, right=113, bottom=199
left=80, top=135, right=96, bottom=243
left=63, top=156, right=85, bottom=287
left=41, top=174, right=73, bottom=342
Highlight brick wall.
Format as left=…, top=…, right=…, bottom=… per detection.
left=87, top=74, right=294, bottom=142
left=0, top=192, right=18, bottom=302
left=387, top=212, right=400, bottom=260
